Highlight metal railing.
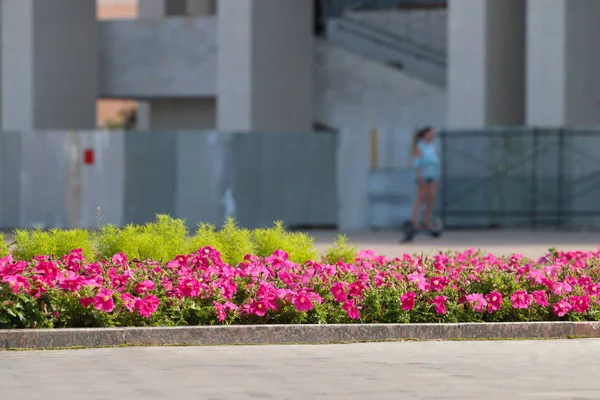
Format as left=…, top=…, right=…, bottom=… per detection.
left=439, top=128, right=600, bottom=229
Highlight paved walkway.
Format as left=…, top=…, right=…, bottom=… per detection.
left=313, top=229, right=600, bottom=258
left=2, top=340, right=600, bottom=399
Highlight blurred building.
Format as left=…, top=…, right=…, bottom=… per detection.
left=1, top=0, right=599, bottom=231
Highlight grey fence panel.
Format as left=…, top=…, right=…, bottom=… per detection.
left=174, top=131, right=233, bottom=228
left=0, top=132, right=22, bottom=227
left=124, top=132, right=177, bottom=225
left=18, top=131, right=70, bottom=228
left=80, top=130, right=125, bottom=228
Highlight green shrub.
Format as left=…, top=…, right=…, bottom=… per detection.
left=13, top=228, right=54, bottom=260
left=324, top=234, right=358, bottom=264
left=0, top=233, right=9, bottom=258
left=95, top=224, right=122, bottom=261
left=186, top=223, right=220, bottom=254
left=253, top=221, right=317, bottom=263
left=215, top=217, right=254, bottom=265
left=49, top=228, right=94, bottom=260
left=12, top=227, right=93, bottom=260
left=99, top=215, right=189, bottom=262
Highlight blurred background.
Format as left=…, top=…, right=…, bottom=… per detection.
left=1, top=0, right=599, bottom=232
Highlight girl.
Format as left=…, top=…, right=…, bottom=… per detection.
left=409, top=126, right=440, bottom=231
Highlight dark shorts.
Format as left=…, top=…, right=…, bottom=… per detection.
left=417, top=178, right=438, bottom=185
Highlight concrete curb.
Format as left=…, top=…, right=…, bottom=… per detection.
left=2, top=322, right=600, bottom=349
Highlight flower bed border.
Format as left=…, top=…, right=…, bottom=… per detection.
left=3, top=322, right=600, bottom=349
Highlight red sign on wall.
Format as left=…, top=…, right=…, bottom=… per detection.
left=83, top=149, right=95, bottom=165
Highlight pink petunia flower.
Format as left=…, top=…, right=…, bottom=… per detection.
left=532, top=290, right=548, bottom=307
left=432, top=295, right=447, bottom=315
left=177, top=276, right=201, bottom=298
left=570, top=295, right=591, bottom=314
left=330, top=282, right=347, bottom=302
left=408, top=273, right=427, bottom=291
left=511, top=291, right=532, bottom=309
left=2, top=275, right=30, bottom=294
left=249, top=300, right=269, bottom=317
left=293, top=293, right=314, bottom=312
left=342, top=299, right=361, bottom=320
left=553, top=298, right=572, bottom=317
left=134, top=295, right=160, bottom=318
left=112, top=252, right=128, bottom=268
left=400, top=291, right=416, bottom=311
left=485, top=292, right=503, bottom=313
left=135, top=280, right=156, bottom=295
left=93, top=288, right=115, bottom=312
left=120, top=293, right=137, bottom=313
left=466, top=293, right=487, bottom=313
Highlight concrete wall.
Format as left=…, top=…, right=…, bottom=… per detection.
left=527, top=0, right=600, bottom=127
left=138, top=99, right=216, bottom=131
left=2, top=0, right=98, bottom=130
left=98, top=17, right=217, bottom=99
left=447, top=0, right=525, bottom=128
left=217, top=0, right=314, bottom=132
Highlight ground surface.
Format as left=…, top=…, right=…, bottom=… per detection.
left=313, top=229, right=600, bottom=258
left=2, top=340, right=600, bottom=399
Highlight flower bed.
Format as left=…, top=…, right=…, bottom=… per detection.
left=2, top=246, right=600, bottom=329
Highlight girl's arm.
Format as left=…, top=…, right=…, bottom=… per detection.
left=413, top=147, right=423, bottom=182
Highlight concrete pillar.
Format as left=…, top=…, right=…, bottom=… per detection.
left=217, top=0, right=314, bottom=132
left=527, top=0, right=600, bottom=126
left=447, top=0, right=525, bottom=128
left=2, top=0, right=98, bottom=130
left=137, top=0, right=216, bottom=131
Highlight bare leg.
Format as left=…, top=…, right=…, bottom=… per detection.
left=423, top=182, right=437, bottom=228
left=410, top=182, right=425, bottom=225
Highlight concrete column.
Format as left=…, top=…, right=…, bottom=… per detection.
left=2, top=0, right=97, bottom=130
left=447, top=0, right=525, bottom=128
left=137, top=0, right=216, bottom=131
left=527, top=0, right=600, bottom=126
left=217, top=0, right=314, bottom=132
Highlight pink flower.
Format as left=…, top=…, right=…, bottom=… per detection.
left=342, top=299, right=360, bottom=320
left=466, top=293, right=487, bottom=312
left=408, top=273, right=427, bottom=291
left=79, top=297, right=94, bottom=308
left=112, top=252, right=128, bottom=267
left=428, top=276, right=448, bottom=292
left=400, top=291, right=416, bottom=311
left=93, top=288, right=115, bottom=312
left=2, top=275, right=30, bottom=294
left=485, top=292, right=503, bottom=313
left=59, top=272, right=87, bottom=292
left=177, top=277, right=201, bottom=298
left=553, top=298, right=572, bottom=317
left=432, top=295, right=447, bottom=315
left=34, top=261, right=59, bottom=285
left=532, top=290, right=548, bottom=307
left=134, top=295, right=160, bottom=318
left=330, top=282, right=347, bottom=302
left=511, top=291, right=532, bottom=309
left=570, top=295, right=590, bottom=314
left=121, top=293, right=137, bottom=312
left=293, top=293, right=314, bottom=312
left=249, top=300, right=268, bottom=317
left=135, top=280, right=156, bottom=295
left=348, top=281, right=365, bottom=297
left=214, top=302, right=227, bottom=322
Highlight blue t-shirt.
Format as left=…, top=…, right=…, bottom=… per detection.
left=414, top=140, right=440, bottom=180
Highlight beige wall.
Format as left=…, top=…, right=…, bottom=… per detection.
left=96, top=0, right=138, bottom=128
